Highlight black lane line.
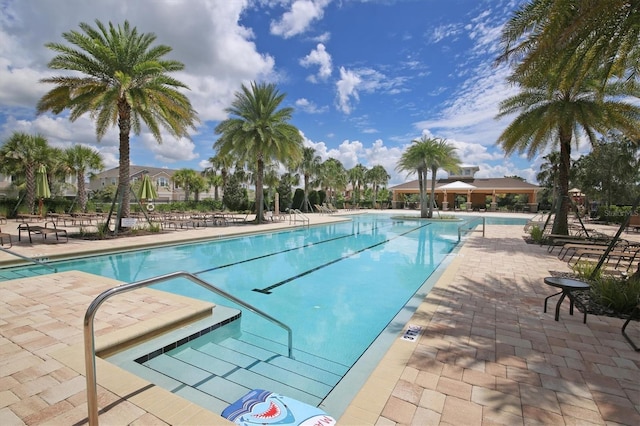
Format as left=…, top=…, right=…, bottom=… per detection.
left=193, top=222, right=394, bottom=276
left=252, top=222, right=431, bottom=294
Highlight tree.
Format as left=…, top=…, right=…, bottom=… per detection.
left=37, top=20, right=198, bottom=224
left=63, top=145, right=104, bottom=212
left=294, top=147, right=321, bottom=212
left=171, top=168, right=199, bottom=201
left=0, top=132, right=51, bottom=214
left=496, top=78, right=640, bottom=235
left=348, top=164, right=368, bottom=204
left=497, top=0, right=640, bottom=92
left=573, top=134, right=640, bottom=207
left=396, top=137, right=460, bottom=218
left=223, top=172, right=249, bottom=212
left=366, top=165, right=390, bottom=207
left=214, top=82, right=303, bottom=223
left=318, top=158, right=347, bottom=206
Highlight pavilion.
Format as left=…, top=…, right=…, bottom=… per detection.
left=389, top=165, right=541, bottom=212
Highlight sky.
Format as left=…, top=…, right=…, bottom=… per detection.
left=0, top=0, right=583, bottom=186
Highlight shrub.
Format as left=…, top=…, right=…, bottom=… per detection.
left=529, top=225, right=544, bottom=243
left=590, top=274, right=640, bottom=314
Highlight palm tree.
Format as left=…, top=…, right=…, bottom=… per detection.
left=37, top=20, right=198, bottom=224
left=172, top=168, right=199, bottom=201
left=496, top=78, right=640, bottom=235
left=366, top=165, right=390, bottom=208
left=497, top=0, right=640, bottom=91
left=396, top=137, right=460, bottom=218
left=0, top=132, right=51, bottom=214
left=318, top=158, right=347, bottom=207
left=214, top=82, right=303, bottom=223
left=348, top=164, right=368, bottom=205
left=63, top=145, right=104, bottom=211
left=294, top=147, right=321, bottom=212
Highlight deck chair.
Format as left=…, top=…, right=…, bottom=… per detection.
left=0, top=227, right=12, bottom=248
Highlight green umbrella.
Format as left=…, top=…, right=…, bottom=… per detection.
left=138, top=174, right=158, bottom=201
left=36, top=164, right=51, bottom=216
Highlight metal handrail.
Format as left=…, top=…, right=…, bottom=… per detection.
left=288, top=209, right=310, bottom=227
left=457, top=217, right=485, bottom=241
left=83, top=271, right=293, bottom=426
left=0, top=247, right=57, bottom=272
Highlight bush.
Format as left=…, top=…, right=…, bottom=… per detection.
left=529, top=225, right=544, bottom=243
left=589, top=275, right=640, bottom=315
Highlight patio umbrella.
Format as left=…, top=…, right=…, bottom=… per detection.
left=35, top=164, right=51, bottom=216
left=138, top=174, right=158, bottom=202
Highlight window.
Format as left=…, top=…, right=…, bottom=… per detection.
left=158, top=177, right=169, bottom=187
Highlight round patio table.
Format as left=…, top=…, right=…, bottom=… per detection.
left=543, top=277, right=589, bottom=323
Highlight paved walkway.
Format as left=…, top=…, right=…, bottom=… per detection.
left=1, top=212, right=638, bottom=425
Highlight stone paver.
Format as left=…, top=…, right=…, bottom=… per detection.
left=1, top=212, right=639, bottom=425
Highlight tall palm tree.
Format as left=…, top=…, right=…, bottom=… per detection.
left=294, top=147, right=321, bottom=212
left=496, top=78, right=640, bottom=235
left=396, top=137, right=460, bottom=218
left=0, top=132, right=51, bottom=214
left=318, top=158, right=347, bottom=206
left=214, top=82, right=303, bottom=223
left=348, top=164, right=368, bottom=205
left=37, top=20, right=198, bottom=223
left=63, top=145, right=104, bottom=211
left=366, top=165, right=390, bottom=207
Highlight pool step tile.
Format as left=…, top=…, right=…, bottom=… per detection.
left=225, top=367, right=322, bottom=407
left=249, top=361, right=332, bottom=396
left=144, top=354, right=213, bottom=386
left=197, top=342, right=259, bottom=368
left=172, top=347, right=238, bottom=376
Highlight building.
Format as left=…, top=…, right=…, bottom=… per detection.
left=89, top=166, right=217, bottom=202
left=390, top=165, right=541, bottom=212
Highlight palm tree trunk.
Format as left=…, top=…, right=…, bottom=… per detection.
left=552, top=133, right=571, bottom=235
left=255, top=157, right=265, bottom=223
left=429, top=166, right=437, bottom=218
left=77, top=169, right=87, bottom=211
left=118, top=100, right=132, bottom=223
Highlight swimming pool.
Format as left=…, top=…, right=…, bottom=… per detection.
left=1, top=213, right=526, bottom=417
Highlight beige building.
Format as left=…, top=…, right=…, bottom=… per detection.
left=390, top=166, right=541, bottom=212
left=89, top=166, right=217, bottom=202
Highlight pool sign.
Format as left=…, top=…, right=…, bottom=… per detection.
left=402, top=324, right=422, bottom=341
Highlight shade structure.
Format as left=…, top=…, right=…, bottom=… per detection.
left=36, top=164, right=51, bottom=216
left=138, top=175, right=158, bottom=201
left=438, top=180, right=477, bottom=191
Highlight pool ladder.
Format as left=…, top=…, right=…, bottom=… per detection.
left=288, top=209, right=310, bottom=227
left=83, top=271, right=293, bottom=426
left=457, top=217, right=485, bottom=241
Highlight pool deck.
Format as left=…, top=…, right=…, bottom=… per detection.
left=1, top=211, right=639, bottom=425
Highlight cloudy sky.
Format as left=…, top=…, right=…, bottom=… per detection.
left=1, top=0, right=580, bottom=186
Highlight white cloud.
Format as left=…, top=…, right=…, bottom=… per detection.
left=295, top=98, right=328, bottom=114
left=300, top=43, right=332, bottom=82
left=270, top=0, right=332, bottom=38
left=335, top=67, right=362, bottom=114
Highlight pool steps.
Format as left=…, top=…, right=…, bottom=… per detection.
left=108, top=305, right=348, bottom=416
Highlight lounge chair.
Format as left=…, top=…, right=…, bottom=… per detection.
left=17, top=221, right=68, bottom=243
left=627, top=214, right=640, bottom=233
left=0, top=227, right=12, bottom=248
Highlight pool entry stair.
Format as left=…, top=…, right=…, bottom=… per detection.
left=130, top=322, right=345, bottom=417
left=86, top=271, right=345, bottom=424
